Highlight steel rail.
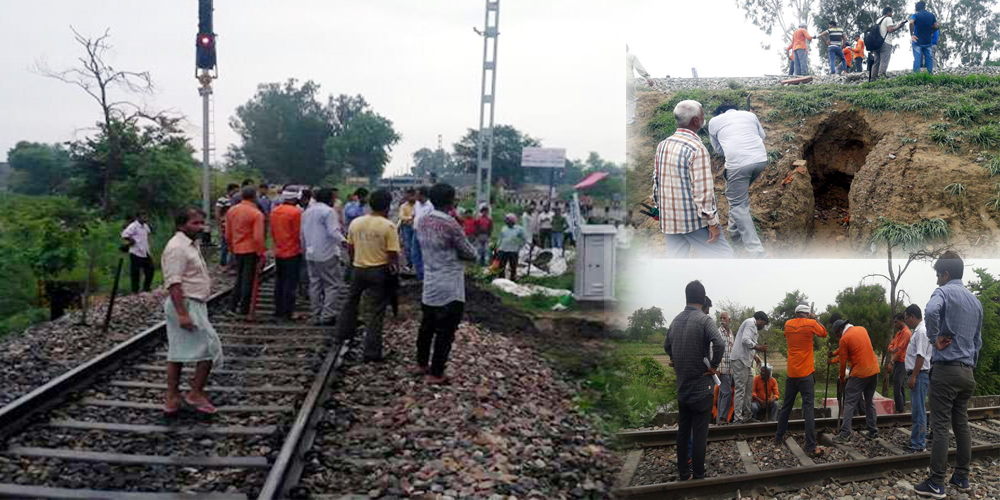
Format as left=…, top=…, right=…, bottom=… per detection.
left=616, top=406, right=1000, bottom=447
left=614, top=442, right=1000, bottom=500
left=0, top=266, right=274, bottom=441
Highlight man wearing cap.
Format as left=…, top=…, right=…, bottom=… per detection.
left=655, top=100, right=735, bottom=259
left=914, top=251, right=982, bottom=498
left=830, top=319, right=880, bottom=444
left=786, top=24, right=814, bottom=76
left=270, top=190, right=303, bottom=320
left=751, top=365, right=780, bottom=421
left=774, top=305, right=827, bottom=456
left=730, top=311, right=769, bottom=424
left=626, top=44, right=655, bottom=126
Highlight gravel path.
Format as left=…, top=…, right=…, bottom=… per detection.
left=628, top=441, right=741, bottom=486
left=774, top=457, right=1000, bottom=500
left=298, top=318, right=618, bottom=499
left=0, top=266, right=234, bottom=407
left=748, top=437, right=802, bottom=471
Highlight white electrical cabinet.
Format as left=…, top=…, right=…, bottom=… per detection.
left=574, top=225, right=617, bottom=302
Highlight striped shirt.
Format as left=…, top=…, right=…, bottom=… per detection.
left=653, top=128, right=720, bottom=234
left=716, top=326, right=735, bottom=375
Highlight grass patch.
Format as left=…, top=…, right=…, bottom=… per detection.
left=944, top=182, right=967, bottom=197
left=966, top=124, right=1000, bottom=150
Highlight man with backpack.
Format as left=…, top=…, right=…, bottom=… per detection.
left=866, top=7, right=909, bottom=80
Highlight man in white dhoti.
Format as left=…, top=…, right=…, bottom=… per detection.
left=161, top=207, right=223, bottom=415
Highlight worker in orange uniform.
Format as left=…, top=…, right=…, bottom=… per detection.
left=829, top=319, right=881, bottom=443
left=887, top=313, right=912, bottom=413
left=751, top=365, right=780, bottom=421
left=786, top=23, right=814, bottom=76
left=269, top=190, right=304, bottom=320
left=774, top=304, right=827, bottom=457
left=851, top=35, right=866, bottom=73
left=225, top=186, right=266, bottom=316
left=843, top=45, right=854, bottom=72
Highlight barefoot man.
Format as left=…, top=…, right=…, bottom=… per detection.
left=161, top=207, right=222, bottom=415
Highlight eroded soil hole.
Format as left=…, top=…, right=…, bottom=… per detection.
left=803, top=112, right=878, bottom=233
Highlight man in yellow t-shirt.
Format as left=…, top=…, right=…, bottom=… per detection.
left=336, top=189, right=401, bottom=361
left=399, top=188, right=417, bottom=270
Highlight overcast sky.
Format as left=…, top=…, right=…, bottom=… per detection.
left=621, top=258, right=1000, bottom=319
left=0, top=1, right=623, bottom=177
left=625, top=0, right=934, bottom=78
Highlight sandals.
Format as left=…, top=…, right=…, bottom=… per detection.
left=184, top=395, right=218, bottom=415
left=163, top=399, right=182, bottom=415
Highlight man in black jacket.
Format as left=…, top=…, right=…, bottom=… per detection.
left=665, top=280, right=725, bottom=480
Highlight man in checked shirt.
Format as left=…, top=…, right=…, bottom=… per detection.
left=653, top=100, right=734, bottom=258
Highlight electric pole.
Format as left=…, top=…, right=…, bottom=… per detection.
left=196, top=0, right=218, bottom=232
left=475, top=0, right=500, bottom=208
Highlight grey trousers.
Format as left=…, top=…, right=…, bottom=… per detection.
left=717, top=374, right=733, bottom=424
left=752, top=400, right=779, bottom=421
left=928, top=364, right=976, bottom=486
left=724, top=162, right=767, bottom=256
left=793, top=49, right=808, bottom=75
left=664, top=227, right=735, bottom=259
left=839, top=374, right=878, bottom=437
left=874, top=42, right=893, bottom=79
left=307, top=256, right=345, bottom=323
left=731, top=359, right=753, bottom=423
left=892, top=361, right=907, bottom=413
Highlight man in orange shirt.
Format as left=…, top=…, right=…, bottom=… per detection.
left=774, top=304, right=827, bottom=457
left=851, top=35, right=866, bottom=73
left=843, top=45, right=854, bottom=71
left=829, top=319, right=880, bottom=443
left=786, top=23, right=814, bottom=76
left=888, top=313, right=912, bottom=413
left=225, top=186, right=266, bottom=316
left=270, top=191, right=303, bottom=320
left=751, top=365, right=780, bottom=421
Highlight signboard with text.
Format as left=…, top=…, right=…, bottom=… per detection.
left=521, top=147, right=566, bottom=168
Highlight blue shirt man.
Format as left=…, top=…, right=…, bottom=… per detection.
left=909, top=2, right=939, bottom=73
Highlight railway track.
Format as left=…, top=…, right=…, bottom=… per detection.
left=0, top=268, right=349, bottom=500
left=614, top=406, right=1000, bottom=499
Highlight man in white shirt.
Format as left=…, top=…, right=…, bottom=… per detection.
left=730, top=312, right=770, bottom=424
left=626, top=44, right=655, bottom=125
left=122, top=211, right=154, bottom=293
left=412, top=186, right=435, bottom=281
left=873, top=7, right=909, bottom=79
left=904, top=303, right=934, bottom=452
left=538, top=205, right=554, bottom=248
left=301, top=188, right=347, bottom=325
left=708, top=104, right=769, bottom=258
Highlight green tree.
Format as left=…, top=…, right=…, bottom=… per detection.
left=825, top=284, right=892, bottom=357
left=7, top=142, right=72, bottom=195
left=36, top=28, right=158, bottom=214
left=453, top=125, right=542, bottom=188
left=230, top=79, right=334, bottom=185
left=412, top=147, right=456, bottom=177
left=324, top=112, right=401, bottom=185
left=68, top=118, right=198, bottom=218
left=968, top=268, right=1000, bottom=395
left=627, top=306, right=665, bottom=342
left=930, top=0, right=1000, bottom=66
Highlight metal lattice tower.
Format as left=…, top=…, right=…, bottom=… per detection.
left=475, top=0, right=499, bottom=207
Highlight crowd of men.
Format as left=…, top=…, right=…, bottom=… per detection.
left=785, top=3, right=938, bottom=79
left=158, top=180, right=505, bottom=418
left=665, top=251, right=983, bottom=498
